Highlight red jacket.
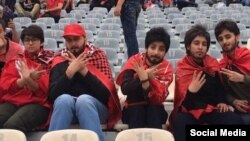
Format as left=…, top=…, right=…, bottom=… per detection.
left=0, top=57, right=51, bottom=109
left=168, top=55, right=220, bottom=130
left=116, top=53, right=173, bottom=105
left=220, top=47, right=250, bottom=75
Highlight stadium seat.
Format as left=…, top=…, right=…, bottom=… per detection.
left=30, top=22, right=47, bottom=30
left=13, top=17, right=32, bottom=28
left=100, top=23, right=121, bottom=32
left=166, top=48, right=185, bottom=59
left=36, top=17, right=55, bottom=28
left=247, top=38, right=250, bottom=50
left=81, top=18, right=101, bottom=28
left=0, top=129, right=26, bottom=141
left=40, top=129, right=99, bottom=141
left=86, top=13, right=105, bottom=20
left=44, top=38, right=58, bottom=51
left=59, top=18, right=78, bottom=24
left=115, top=128, right=174, bottom=141
left=97, top=30, right=121, bottom=41
left=94, top=38, right=120, bottom=50
left=44, top=29, right=64, bottom=43
left=103, top=17, right=121, bottom=25
left=78, top=23, right=97, bottom=35
left=102, top=48, right=119, bottom=66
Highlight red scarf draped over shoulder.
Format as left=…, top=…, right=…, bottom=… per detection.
left=0, top=49, right=54, bottom=129
left=23, top=49, right=54, bottom=71
left=168, top=55, right=220, bottom=130
left=0, top=49, right=54, bottom=106
left=116, top=53, right=173, bottom=105
left=220, top=47, right=250, bottom=75
left=52, top=43, right=121, bottom=129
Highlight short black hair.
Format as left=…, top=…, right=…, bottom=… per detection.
left=145, top=27, right=171, bottom=53
left=214, top=19, right=240, bottom=40
left=21, top=24, right=44, bottom=43
left=184, top=24, right=210, bottom=55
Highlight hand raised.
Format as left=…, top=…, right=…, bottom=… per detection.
left=30, top=64, right=46, bottom=80
left=114, top=6, right=121, bottom=16
left=220, top=68, right=245, bottom=82
left=188, top=71, right=206, bottom=93
left=233, top=99, right=248, bottom=113
left=16, top=59, right=31, bottom=79
left=132, top=57, right=148, bottom=80
left=146, top=63, right=165, bottom=79
left=64, top=51, right=89, bottom=78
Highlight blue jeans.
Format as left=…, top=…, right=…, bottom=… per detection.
left=121, top=0, right=141, bottom=58
left=49, top=94, right=108, bottom=141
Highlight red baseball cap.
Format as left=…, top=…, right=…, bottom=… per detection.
left=63, top=24, right=86, bottom=37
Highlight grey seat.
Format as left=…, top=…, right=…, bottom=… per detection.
left=36, top=17, right=55, bottom=28
left=94, top=38, right=120, bottom=52
left=13, top=17, right=32, bottom=28
left=58, top=18, right=78, bottom=24
left=97, top=30, right=121, bottom=42
left=44, top=38, right=58, bottom=51
left=166, top=48, right=185, bottom=59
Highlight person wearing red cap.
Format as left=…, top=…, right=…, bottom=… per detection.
left=48, top=24, right=121, bottom=141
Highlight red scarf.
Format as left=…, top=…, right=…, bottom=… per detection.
left=52, top=43, right=121, bottom=129
left=20, top=49, right=54, bottom=71
left=220, top=47, right=250, bottom=75
left=168, top=55, right=220, bottom=130
left=116, top=53, right=173, bottom=105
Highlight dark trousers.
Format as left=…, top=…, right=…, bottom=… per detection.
left=122, top=105, right=168, bottom=129
left=5, top=0, right=16, bottom=11
left=0, top=102, right=50, bottom=133
left=172, top=111, right=244, bottom=141
left=120, top=0, right=141, bottom=58
left=176, top=0, right=197, bottom=10
left=90, top=2, right=113, bottom=12
left=43, top=13, right=60, bottom=23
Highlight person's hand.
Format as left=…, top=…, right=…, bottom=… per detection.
left=16, top=59, right=31, bottom=79
left=114, top=5, right=122, bottom=16
left=188, top=71, right=206, bottom=93
left=220, top=68, right=245, bottom=82
left=146, top=63, right=164, bottom=79
left=8, top=19, right=16, bottom=30
left=64, top=51, right=89, bottom=77
left=217, top=103, right=231, bottom=112
left=132, top=58, right=148, bottom=81
left=100, top=0, right=106, bottom=5
left=233, top=99, right=248, bottom=113
left=30, top=64, right=46, bottom=80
